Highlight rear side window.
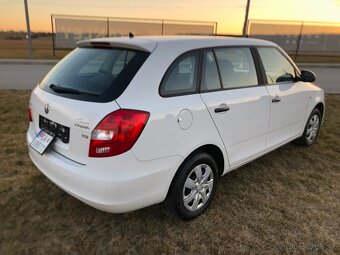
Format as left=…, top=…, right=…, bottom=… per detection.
left=40, top=48, right=149, bottom=103
left=257, top=47, right=296, bottom=84
left=201, top=50, right=221, bottom=91
left=160, top=51, right=199, bottom=97
left=214, top=47, right=258, bottom=89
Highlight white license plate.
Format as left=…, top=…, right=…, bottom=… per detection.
left=30, top=129, right=55, bottom=155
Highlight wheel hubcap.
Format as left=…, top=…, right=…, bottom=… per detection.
left=306, top=114, right=320, bottom=143
left=182, top=164, right=214, bottom=212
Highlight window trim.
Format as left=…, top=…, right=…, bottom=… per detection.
left=250, top=47, right=267, bottom=85
left=159, top=50, right=201, bottom=98
left=254, top=46, right=301, bottom=86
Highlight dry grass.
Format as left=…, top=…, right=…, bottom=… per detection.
left=1, top=38, right=340, bottom=63
left=0, top=91, right=339, bottom=254
left=0, top=38, right=70, bottom=59
left=293, top=55, right=340, bottom=64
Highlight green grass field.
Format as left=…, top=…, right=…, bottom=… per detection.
left=0, top=91, right=339, bottom=254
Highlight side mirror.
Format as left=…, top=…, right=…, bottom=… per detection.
left=300, top=70, right=316, bottom=83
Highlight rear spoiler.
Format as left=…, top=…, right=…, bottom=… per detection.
left=77, top=38, right=157, bottom=52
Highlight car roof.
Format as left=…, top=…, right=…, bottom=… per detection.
left=78, top=35, right=277, bottom=53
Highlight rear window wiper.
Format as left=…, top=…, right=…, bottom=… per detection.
left=49, top=84, right=98, bottom=96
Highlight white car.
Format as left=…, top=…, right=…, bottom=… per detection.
left=27, top=36, right=324, bottom=220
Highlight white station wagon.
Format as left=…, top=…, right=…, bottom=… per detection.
left=27, top=36, right=325, bottom=220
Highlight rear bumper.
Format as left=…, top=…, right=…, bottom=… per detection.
left=27, top=130, right=182, bottom=213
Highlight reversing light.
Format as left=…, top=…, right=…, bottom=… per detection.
left=91, top=130, right=114, bottom=140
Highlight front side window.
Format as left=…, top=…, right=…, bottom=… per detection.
left=214, top=47, right=258, bottom=89
left=160, top=51, right=199, bottom=96
left=257, top=47, right=297, bottom=84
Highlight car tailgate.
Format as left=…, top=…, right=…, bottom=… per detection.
left=29, top=87, right=120, bottom=165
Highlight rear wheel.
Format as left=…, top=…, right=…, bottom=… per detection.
left=295, top=108, right=321, bottom=146
left=166, top=152, right=218, bottom=220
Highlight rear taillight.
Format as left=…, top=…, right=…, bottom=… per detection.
left=28, top=108, right=32, bottom=122
left=89, top=109, right=150, bottom=157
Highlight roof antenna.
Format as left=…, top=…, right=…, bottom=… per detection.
left=129, top=32, right=134, bottom=39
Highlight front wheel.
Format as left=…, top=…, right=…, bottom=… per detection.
left=166, top=152, right=218, bottom=220
left=295, top=108, right=321, bottom=146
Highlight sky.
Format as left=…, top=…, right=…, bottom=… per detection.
left=0, top=0, right=340, bottom=35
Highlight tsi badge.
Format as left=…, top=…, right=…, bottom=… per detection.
left=44, top=104, right=49, bottom=114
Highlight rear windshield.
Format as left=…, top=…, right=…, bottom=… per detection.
left=40, top=47, right=149, bottom=102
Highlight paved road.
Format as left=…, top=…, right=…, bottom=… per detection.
left=0, top=62, right=339, bottom=93
left=300, top=66, right=339, bottom=93
left=0, top=63, right=54, bottom=90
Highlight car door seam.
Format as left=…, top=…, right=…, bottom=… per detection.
left=199, top=94, right=231, bottom=167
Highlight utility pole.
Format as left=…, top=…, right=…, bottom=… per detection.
left=24, top=0, right=33, bottom=58
left=242, top=0, right=251, bottom=37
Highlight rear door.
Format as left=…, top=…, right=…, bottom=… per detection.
left=200, top=47, right=270, bottom=166
left=256, top=47, right=309, bottom=150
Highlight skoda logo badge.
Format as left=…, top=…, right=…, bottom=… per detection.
left=44, top=104, right=49, bottom=114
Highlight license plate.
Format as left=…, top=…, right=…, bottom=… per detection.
left=30, top=129, right=55, bottom=155
left=39, top=115, right=70, bottom=143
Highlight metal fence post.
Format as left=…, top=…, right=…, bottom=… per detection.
left=161, top=20, right=164, bottom=35
left=107, top=17, right=110, bottom=37
left=295, top=21, right=304, bottom=61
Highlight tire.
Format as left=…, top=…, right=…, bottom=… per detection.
left=295, top=108, right=321, bottom=146
left=166, top=152, right=219, bottom=220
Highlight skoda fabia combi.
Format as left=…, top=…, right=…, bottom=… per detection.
left=27, top=36, right=324, bottom=220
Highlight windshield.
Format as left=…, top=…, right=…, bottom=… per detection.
left=40, top=47, right=149, bottom=102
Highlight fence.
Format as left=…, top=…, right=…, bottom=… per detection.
left=247, top=20, right=340, bottom=58
left=51, top=14, right=217, bottom=51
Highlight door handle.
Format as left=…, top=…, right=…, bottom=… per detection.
left=214, top=104, right=230, bottom=113
left=272, top=95, right=281, bottom=103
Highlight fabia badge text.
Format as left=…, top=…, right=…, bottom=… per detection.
left=74, top=118, right=90, bottom=130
